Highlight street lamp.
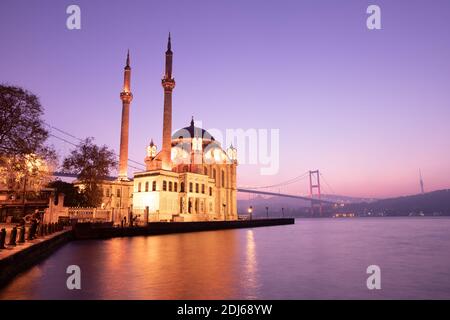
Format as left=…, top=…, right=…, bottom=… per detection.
left=247, top=206, right=253, bottom=220
left=282, top=207, right=284, bottom=218
left=223, top=204, right=226, bottom=221
left=265, top=206, right=269, bottom=219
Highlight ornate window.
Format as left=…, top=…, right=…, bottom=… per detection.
left=174, top=182, right=178, bottom=192
left=189, top=182, right=193, bottom=193
left=180, top=182, right=185, bottom=192
left=163, top=181, right=167, bottom=191
left=138, top=182, right=141, bottom=192
left=195, top=183, right=199, bottom=193
left=145, top=182, right=149, bottom=192
left=169, top=181, right=173, bottom=192
left=209, top=187, right=212, bottom=196
left=202, top=184, right=205, bottom=194
left=152, top=181, right=157, bottom=191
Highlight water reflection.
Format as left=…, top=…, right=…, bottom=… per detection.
left=0, top=230, right=241, bottom=299
left=1, top=218, right=450, bottom=299
left=242, top=230, right=260, bottom=299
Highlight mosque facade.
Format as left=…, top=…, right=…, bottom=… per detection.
left=103, top=35, right=238, bottom=223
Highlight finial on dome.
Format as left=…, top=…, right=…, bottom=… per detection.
left=190, top=116, right=194, bottom=127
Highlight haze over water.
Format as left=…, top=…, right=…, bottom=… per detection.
left=1, top=218, right=450, bottom=299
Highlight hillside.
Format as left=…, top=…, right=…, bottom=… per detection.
left=345, top=189, right=450, bottom=216
left=237, top=190, right=450, bottom=217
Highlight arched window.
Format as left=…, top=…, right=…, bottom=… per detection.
left=221, top=170, right=225, bottom=188
left=163, top=181, right=167, bottom=191
left=138, top=182, right=142, bottom=192
left=169, top=181, right=173, bottom=192
left=174, top=182, right=178, bottom=192
left=180, top=182, right=185, bottom=192
left=201, top=184, right=205, bottom=194
left=145, top=182, right=149, bottom=192
left=189, top=182, right=193, bottom=193
left=152, top=181, right=157, bottom=191
left=195, top=183, right=199, bottom=193
left=209, top=187, right=212, bottom=196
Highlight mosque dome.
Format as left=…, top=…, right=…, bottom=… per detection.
left=172, top=117, right=215, bottom=142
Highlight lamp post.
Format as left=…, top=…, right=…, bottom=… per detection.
left=223, top=204, right=227, bottom=221
left=247, top=206, right=253, bottom=220
left=282, top=207, right=284, bottom=218
left=265, top=206, right=269, bottom=219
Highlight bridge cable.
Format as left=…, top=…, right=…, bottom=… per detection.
left=239, top=171, right=309, bottom=190
left=320, top=172, right=336, bottom=195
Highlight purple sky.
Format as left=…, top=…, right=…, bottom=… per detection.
left=1, top=0, right=450, bottom=198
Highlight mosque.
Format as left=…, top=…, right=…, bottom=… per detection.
left=101, top=35, right=238, bottom=223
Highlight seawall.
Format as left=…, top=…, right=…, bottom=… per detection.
left=0, top=230, right=72, bottom=287
left=73, top=218, right=295, bottom=240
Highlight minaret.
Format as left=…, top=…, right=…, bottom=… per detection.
left=161, top=33, right=176, bottom=170
left=118, top=50, right=133, bottom=180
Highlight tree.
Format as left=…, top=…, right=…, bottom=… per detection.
left=0, top=85, right=57, bottom=209
left=0, top=85, right=51, bottom=158
left=62, top=138, right=117, bottom=207
left=47, top=180, right=87, bottom=207
left=0, top=153, right=55, bottom=196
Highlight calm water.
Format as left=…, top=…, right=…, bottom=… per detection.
left=1, top=217, right=450, bottom=299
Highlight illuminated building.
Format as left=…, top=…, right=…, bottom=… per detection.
left=104, top=35, right=238, bottom=223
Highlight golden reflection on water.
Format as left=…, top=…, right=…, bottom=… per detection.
left=0, top=230, right=246, bottom=299
left=243, top=230, right=260, bottom=299
left=97, top=231, right=241, bottom=299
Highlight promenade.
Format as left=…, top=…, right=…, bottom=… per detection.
left=0, top=222, right=72, bottom=287
left=0, top=223, right=69, bottom=260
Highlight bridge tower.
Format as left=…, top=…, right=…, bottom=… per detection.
left=419, top=169, right=425, bottom=194
left=309, top=170, right=322, bottom=216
